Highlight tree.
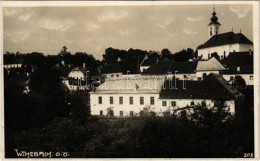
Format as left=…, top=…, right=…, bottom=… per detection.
left=161, top=48, right=171, bottom=59
left=232, top=76, right=246, bottom=88
left=211, top=52, right=220, bottom=60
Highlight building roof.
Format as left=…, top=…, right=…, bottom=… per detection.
left=222, top=66, right=253, bottom=74
left=160, top=73, right=242, bottom=100
left=92, top=76, right=165, bottom=94
left=141, top=61, right=173, bottom=75
left=169, top=62, right=198, bottom=74
left=196, top=57, right=226, bottom=71
left=198, top=32, right=253, bottom=49
left=100, top=62, right=122, bottom=74
left=52, top=62, right=71, bottom=77
left=140, top=58, right=158, bottom=66
left=222, top=51, right=253, bottom=67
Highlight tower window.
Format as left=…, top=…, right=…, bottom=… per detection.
left=216, top=31, right=218, bottom=35
left=210, top=31, right=212, bottom=36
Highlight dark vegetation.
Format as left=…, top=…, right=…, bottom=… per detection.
left=4, top=47, right=254, bottom=158
left=103, top=47, right=195, bottom=62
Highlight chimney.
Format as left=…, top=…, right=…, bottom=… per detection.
left=83, top=63, right=86, bottom=68
left=68, top=64, right=71, bottom=68
left=156, top=57, right=159, bottom=63
left=237, top=67, right=240, bottom=71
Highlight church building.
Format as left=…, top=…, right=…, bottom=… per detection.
left=197, top=8, right=253, bottom=60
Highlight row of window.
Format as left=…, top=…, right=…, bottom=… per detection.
left=99, top=96, right=154, bottom=105
left=100, top=110, right=134, bottom=117
left=99, top=97, right=225, bottom=107
left=98, top=96, right=198, bottom=107
left=104, top=74, right=120, bottom=79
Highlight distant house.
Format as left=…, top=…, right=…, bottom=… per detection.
left=100, top=57, right=142, bottom=80
left=53, top=61, right=89, bottom=91
left=140, top=56, right=158, bottom=72
left=160, top=74, right=242, bottom=116
left=90, top=74, right=242, bottom=117
left=141, top=60, right=172, bottom=76
left=4, top=58, right=24, bottom=69
left=221, top=51, right=253, bottom=85
left=196, top=57, right=226, bottom=80
left=100, top=62, right=123, bottom=80
left=141, top=60, right=198, bottom=80
left=68, top=66, right=87, bottom=79
left=169, top=61, right=198, bottom=80
left=64, top=66, right=89, bottom=91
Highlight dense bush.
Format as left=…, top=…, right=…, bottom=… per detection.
left=5, top=104, right=254, bottom=158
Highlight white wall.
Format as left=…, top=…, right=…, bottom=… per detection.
left=90, top=94, right=236, bottom=116
left=68, top=71, right=85, bottom=79
left=159, top=99, right=235, bottom=115
left=90, top=93, right=164, bottom=116
left=140, top=66, right=150, bottom=72
left=4, top=64, right=22, bottom=69
left=223, top=74, right=254, bottom=85
left=198, top=43, right=253, bottom=59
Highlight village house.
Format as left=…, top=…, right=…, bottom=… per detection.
left=90, top=76, right=165, bottom=117
left=195, top=57, right=226, bottom=80
left=141, top=60, right=198, bottom=80
left=90, top=74, right=242, bottom=117
left=221, top=51, right=253, bottom=85
left=100, top=56, right=143, bottom=81
left=100, top=61, right=123, bottom=80
left=4, top=57, right=24, bottom=69
left=139, top=55, right=158, bottom=72
left=160, top=74, right=242, bottom=116
left=197, top=8, right=253, bottom=59
left=63, top=65, right=89, bottom=91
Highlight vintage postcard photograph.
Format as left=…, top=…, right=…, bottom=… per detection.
left=1, top=1, right=259, bottom=159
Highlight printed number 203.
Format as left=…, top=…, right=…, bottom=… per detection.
left=244, top=153, right=254, bottom=158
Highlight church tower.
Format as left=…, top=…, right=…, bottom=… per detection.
left=208, top=7, right=221, bottom=38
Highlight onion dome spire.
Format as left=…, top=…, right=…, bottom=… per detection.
left=209, top=6, right=220, bottom=25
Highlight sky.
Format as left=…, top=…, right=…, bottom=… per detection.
left=3, top=4, right=253, bottom=60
